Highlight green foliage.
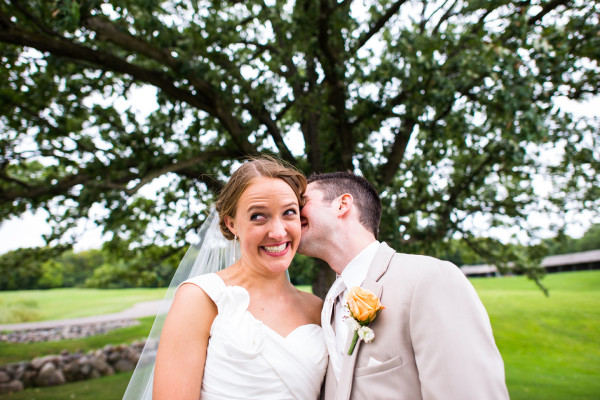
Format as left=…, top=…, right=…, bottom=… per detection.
left=59, top=249, right=106, bottom=287
left=288, top=254, right=319, bottom=286
left=0, top=246, right=69, bottom=290
left=37, top=260, right=64, bottom=289
left=544, top=224, right=600, bottom=255
left=0, top=245, right=181, bottom=291
left=1, top=0, right=598, bottom=295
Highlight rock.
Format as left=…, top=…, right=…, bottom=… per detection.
left=107, top=351, right=121, bottom=363
left=89, top=356, right=111, bottom=375
left=62, top=360, right=82, bottom=382
left=34, top=363, right=66, bottom=387
left=103, top=344, right=115, bottom=352
left=0, top=340, right=145, bottom=390
left=31, top=355, right=60, bottom=370
left=0, top=320, right=139, bottom=344
left=113, top=359, right=135, bottom=372
left=0, top=380, right=24, bottom=394
left=80, top=363, right=92, bottom=377
left=22, top=370, right=37, bottom=387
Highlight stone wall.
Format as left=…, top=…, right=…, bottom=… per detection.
left=0, top=342, right=144, bottom=395
left=0, top=320, right=139, bottom=343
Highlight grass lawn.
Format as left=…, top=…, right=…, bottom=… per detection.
left=0, top=371, right=133, bottom=400
left=0, top=272, right=598, bottom=399
left=0, top=288, right=166, bottom=324
left=472, top=270, right=600, bottom=400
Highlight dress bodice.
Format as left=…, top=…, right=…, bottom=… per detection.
left=182, top=273, right=328, bottom=400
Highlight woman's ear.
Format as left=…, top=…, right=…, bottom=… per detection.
left=224, top=215, right=236, bottom=237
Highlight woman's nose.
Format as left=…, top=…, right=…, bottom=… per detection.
left=268, top=217, right=286, bottom=238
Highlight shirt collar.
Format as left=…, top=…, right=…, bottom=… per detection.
left=340, top=241, right=380, bottom=290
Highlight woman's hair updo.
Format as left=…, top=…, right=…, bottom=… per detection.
left=214, top=156, right=307, bottom=240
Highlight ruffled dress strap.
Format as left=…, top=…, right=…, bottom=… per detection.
left=180, top=273, right=226, bottom=304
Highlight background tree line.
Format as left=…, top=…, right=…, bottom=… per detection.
left=2, top=223, right=598, bottom=291
left=1, top=1, right=598, bottom=296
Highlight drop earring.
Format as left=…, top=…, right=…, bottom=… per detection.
left=233, top=234, right=237, bottom=262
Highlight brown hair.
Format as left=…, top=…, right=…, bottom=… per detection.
left=215, top=156, right=307, bottom=239
left=308, top=171, right=381, bottom=238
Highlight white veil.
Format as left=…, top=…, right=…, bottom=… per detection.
left=122, top=210, right=239, bottom=399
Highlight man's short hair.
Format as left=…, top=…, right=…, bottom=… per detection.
left=308, top=172, right=382, bottom=238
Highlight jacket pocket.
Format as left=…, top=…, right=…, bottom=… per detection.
left=354, top=355, right=404, bottom=377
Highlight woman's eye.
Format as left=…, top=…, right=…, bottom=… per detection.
left=284, top=208, right=298, bottom=216
left=250, top=213, right=266, bottom=221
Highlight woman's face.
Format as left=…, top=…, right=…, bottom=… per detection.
left=226, top=176, right=301, bottom=275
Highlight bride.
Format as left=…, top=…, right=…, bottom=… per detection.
left=123, top=157, right=327, bottom=399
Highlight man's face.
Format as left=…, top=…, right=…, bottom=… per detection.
left=297, top=183, right=336, bottom=258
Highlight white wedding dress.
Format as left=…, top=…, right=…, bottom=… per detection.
left=182, top=273, right=328, bottom=400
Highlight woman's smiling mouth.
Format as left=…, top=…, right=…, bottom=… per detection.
left=262, top=242, right=289, bottom=254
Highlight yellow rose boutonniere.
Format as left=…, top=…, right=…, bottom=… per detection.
left=345, top=286, right=384, bottom=355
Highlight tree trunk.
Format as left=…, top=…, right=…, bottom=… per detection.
left=312, top=259, right=336, bottom=299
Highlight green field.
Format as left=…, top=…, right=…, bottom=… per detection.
left=472, top=271, right=600, bottom=400
left=0, top=272, right=598, bottom=399
left=0, top=286, right=312, bottom=324
left=0, top=288, right=167, bottom=324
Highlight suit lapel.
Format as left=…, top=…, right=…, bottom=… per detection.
left=335, top=242, right=396, bottom=400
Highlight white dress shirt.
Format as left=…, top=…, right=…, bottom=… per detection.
left=331, top=240, right=380, bottom=379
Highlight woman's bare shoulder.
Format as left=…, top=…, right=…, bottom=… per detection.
left=296, top=289, right=323, bottom=325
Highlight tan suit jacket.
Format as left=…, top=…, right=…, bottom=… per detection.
left=322, top=242, right=509, bottom=400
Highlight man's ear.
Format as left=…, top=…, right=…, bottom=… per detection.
left=337, top=193, right=353, bottom=216
left=224, top=215, right=236, bottom=237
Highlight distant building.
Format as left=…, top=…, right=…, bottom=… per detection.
left=460, top=249, right=600, bottom=277
left=541, top=249, right=600, bottom=273
left=459, top=264, right=500, bottom=278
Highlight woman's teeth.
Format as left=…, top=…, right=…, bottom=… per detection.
left=263, top=243, right=287, bottom=253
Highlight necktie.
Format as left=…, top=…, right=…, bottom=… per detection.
left=321, top=277, right=346, bottom=379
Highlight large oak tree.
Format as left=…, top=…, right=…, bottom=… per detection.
left=1, top=0, right=598, bottom=295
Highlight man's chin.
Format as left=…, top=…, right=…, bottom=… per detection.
left=297, top=240, right=310, bottom=256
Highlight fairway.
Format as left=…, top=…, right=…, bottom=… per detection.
left=0, top=288, right=166, bottom=323
left=472, top=270, right=600, bottom=400
left=0, top=271, right=598, bottom=399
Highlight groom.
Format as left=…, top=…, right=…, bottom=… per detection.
left=298, top=172, right=509, bottom=400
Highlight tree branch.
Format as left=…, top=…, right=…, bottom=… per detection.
left=0, top=173, right=90, bottom=203
left=353, top=0, right=409, bottom=53
left=241, top=103, right=295, bottom=163
left=528, top=0, right=571, bottom=26
left=124, top=151, right=237, bottom=196
left=378, top=118, right=417, bottom=186
left=431, top=0, right=459, bottom=35
left=0, top=12, right=257, bottom=155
